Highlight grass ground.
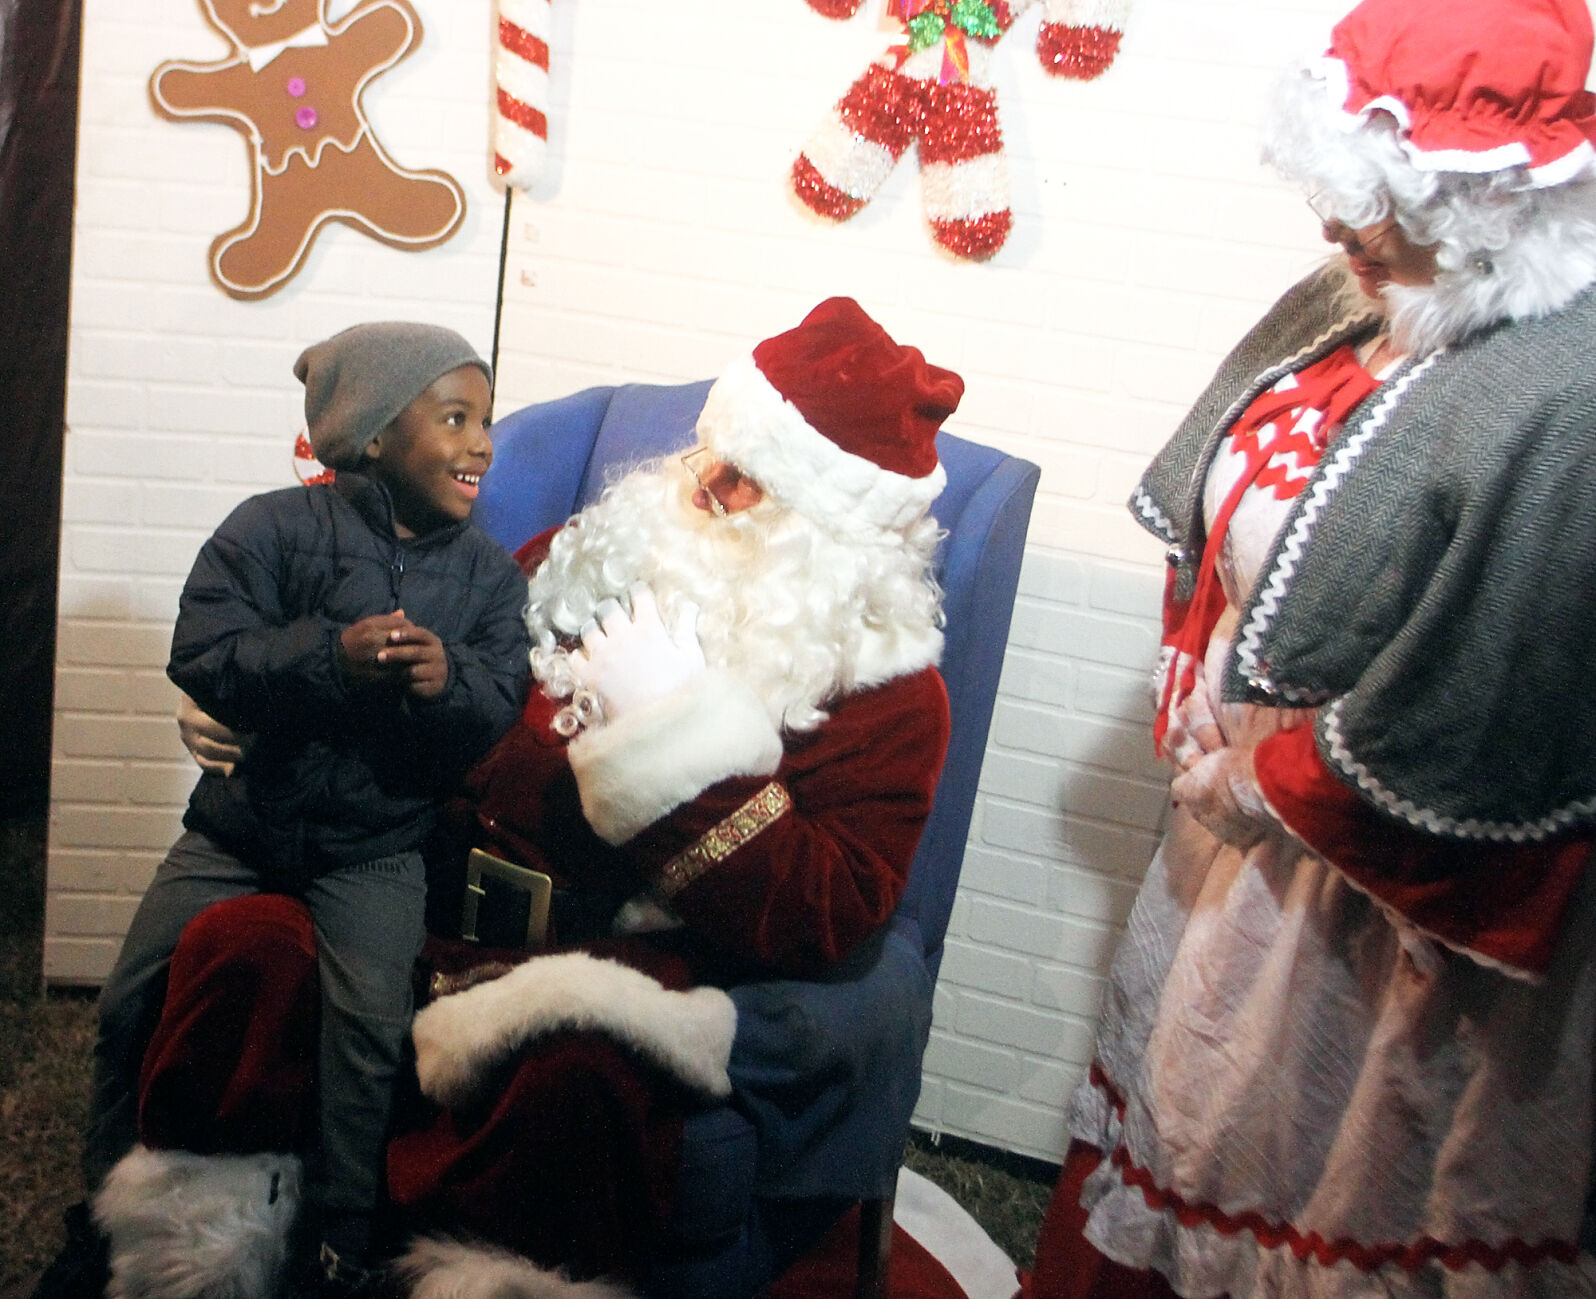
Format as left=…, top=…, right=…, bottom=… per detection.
left=0, top=815, right=1055, bottom=1289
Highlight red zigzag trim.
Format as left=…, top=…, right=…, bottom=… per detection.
left=1088, top=1063, right=1581, bottom=1275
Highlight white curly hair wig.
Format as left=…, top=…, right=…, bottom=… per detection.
left=525, top=454, right=944, bottom=734
left=1263, top=63, right=1596, bottom=355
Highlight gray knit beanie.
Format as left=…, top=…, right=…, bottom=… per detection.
left=294, top=322, right=492, bottom=469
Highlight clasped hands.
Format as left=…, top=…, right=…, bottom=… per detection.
left=1165, top=669, right=1277, bottom=849
left=569, top=584, right=705, bottom=723
left=339, top=609, right=447, bottom=700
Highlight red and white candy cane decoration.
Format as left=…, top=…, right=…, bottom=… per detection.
left=495, top=0, right=551, bottom=188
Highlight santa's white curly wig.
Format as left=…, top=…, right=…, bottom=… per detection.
left=525, top=454, right=944, bottom=734
left=1263, top=64, right=1596, bottom=355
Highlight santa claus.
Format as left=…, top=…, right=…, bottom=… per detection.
left=76, top=298, right=963, bottom=1299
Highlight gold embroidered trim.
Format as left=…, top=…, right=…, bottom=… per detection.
left=657, top=782, right=793, bottom=898
left=429, top=961, right=517, bottom=1001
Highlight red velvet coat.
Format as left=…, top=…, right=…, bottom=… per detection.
left=137, top=527, right=952, bottom=1284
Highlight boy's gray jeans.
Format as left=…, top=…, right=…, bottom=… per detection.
left=83, top=829, right=426, bottom=1255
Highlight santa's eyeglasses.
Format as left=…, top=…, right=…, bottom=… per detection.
left=680, top=446, right=729, bottom=518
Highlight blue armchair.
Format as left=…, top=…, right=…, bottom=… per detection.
left=477, top=380, right=1039, bottom=1298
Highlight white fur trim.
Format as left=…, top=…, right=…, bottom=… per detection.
left=851, top=621, right=943, bottom=688
left=398, top=1237, right=634, bottom=1299
left=697, top=352, right=947, bottom=539
left=568, top=668, right=781, bottom=846
left=94, top=1146, right=300, bottom=1299
left=411, top=952, right=736, bottom=1106
left=921, top=155, right=1010, bottom=222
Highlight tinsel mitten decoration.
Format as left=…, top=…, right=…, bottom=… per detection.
left=792, top=0, right=1130, bottom=260
left=495, top=0, right=552, bottom=188
left=1037, top=0, right=1131, bottom=79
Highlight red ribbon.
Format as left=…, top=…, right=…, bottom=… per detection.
left=1153, top=345, right=1379, bottom=752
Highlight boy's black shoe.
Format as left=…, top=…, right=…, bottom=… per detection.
left=28, top=1202, right=109, bottom=1299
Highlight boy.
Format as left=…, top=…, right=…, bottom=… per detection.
left=44, top=323, right=530, bottom=1299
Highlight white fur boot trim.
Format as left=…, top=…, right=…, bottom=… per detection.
left=412, top=951, right=736, bottom=1109
left=398, top=1237, right=635, bottom=1299
left=93, top=1145, right=301, bottom=1299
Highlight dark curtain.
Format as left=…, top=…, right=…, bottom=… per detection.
left=0, top=0, right=80, bottom=817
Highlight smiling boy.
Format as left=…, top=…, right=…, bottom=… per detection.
left=49, top=323, right=530, bottom=1299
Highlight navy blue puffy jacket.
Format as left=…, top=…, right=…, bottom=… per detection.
left=168, top=474, right=530, bottom=879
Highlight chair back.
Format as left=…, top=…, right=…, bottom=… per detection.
left=477, top=381, right=1038, bottom=972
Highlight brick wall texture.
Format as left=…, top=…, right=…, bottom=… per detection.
left=56, top=0, right=1353, bottom=1161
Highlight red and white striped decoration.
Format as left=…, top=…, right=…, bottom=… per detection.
left=494, top=0, right=552, bottom=189
left=793, top=0, right=1131, bottom=260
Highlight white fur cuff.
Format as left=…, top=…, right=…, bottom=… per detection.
left=94, top=1145, right=301, bottom=1299
left=411, top=951, right=736, bottom=1108
left=568, top=668, right=781, bottom=846
left=399, top=1237, right=635, bottom=1299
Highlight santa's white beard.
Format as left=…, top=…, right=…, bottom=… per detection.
left=525, top=458, right=943, bottom=732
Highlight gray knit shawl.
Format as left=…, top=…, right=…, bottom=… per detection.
left=1134, top=267, right=1596, bottom=841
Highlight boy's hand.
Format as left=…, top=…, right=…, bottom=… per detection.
left=340, top=610, right=449, bottom=699
left=382, top=620, right=448, bottom=700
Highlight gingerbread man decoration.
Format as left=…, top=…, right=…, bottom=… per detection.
left=151, top=0, right=466, bottom=300
left=794, top=0, right=1132, bottom=260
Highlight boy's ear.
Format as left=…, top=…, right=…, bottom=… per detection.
left=363, top=417, right=404, bottom=463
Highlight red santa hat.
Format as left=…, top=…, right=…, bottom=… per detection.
left=696, top=297, right=963, bottom=535
left=1314, top=0, right=1596, bottom=185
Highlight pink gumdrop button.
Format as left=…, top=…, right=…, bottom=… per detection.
left=286, top=76, right=307, bottom=97
left=295, top=106, right=319, bottom=129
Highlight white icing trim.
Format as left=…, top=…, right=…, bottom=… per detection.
left=243, top=22, right=327, bottom=72
left=697, top=352, right=947, bottom=538
left=568, top=668, right=782, bottom=845
left=411, top=952, right=737, bottom=1106
left=95, top=1146, right=301, bottom=1299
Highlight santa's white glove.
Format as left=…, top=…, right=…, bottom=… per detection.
left=1170, top=746, right=1276, bottom=848
left=176, top=692, right=243, bottom=777
left=569, top=583, right=705, bottom=723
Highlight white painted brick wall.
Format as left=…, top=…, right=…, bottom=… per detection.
left=485, top=0, right=1354, bottom=1163
left=54, top=0, right=1367, bottom=1163
left=49, top=0, right=505, bottom=982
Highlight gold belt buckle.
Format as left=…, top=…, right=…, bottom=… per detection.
left=460, top=847, right=553, bottom=949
